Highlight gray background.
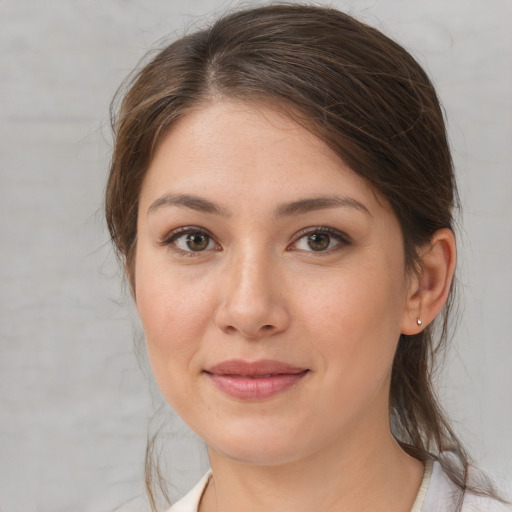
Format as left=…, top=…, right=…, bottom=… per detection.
left=1, top=0, right=511, bottom=511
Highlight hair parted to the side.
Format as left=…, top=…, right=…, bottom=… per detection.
left=105, top=4, right=501, bottom=510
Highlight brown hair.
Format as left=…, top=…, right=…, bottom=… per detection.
left=106, top=4, right=499, bottom=509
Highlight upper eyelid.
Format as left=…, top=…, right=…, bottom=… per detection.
left=292, top=226, right=351, bottom=242
left=157, top=225, right=350, bottom=249
left=286, top=226, right=352, bottom=254
left=158, top=227, right=221, bottom=256
left=159, top=226, right=216, bottom=244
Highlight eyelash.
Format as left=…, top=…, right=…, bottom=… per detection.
left=288, top=226, right=351, bottom=254
left=158, top=225, right=351, bottom=257
left=158, top=226, right=220, bottom=257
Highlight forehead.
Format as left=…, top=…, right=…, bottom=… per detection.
left=139, top=100, right=384, bottom=215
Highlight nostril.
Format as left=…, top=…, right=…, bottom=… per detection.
left=225, top=325, right=237, bottom=335
left=222, top=323, right=276, bottom=337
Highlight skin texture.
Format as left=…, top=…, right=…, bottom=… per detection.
left=134, top=101, right=456, bottom=512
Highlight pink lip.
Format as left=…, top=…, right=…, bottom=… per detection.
left=204, top=359, right=309, bottom=400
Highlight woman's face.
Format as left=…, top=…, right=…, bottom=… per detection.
left=135, top=101, right=416, bottom=466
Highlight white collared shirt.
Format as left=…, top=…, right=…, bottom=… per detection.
left=168, top=460, right=511, bottom=512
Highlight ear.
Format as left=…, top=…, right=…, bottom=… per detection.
left=401, top=228, right=457, bottom=335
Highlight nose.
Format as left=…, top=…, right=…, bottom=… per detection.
left=214, top=251, right=291, bottom=340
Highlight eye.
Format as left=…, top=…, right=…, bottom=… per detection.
left=291, top=227, right=349, bottom=253
left=162, top=227, right=219, bottom=254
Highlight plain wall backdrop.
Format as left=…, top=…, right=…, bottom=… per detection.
left=0, top=1, right=511, bottom=510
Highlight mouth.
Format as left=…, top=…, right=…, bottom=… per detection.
left=204, top=359, right=310, bottom=400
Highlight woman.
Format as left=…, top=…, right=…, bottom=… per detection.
left=105, top=5, right=510, bottom=512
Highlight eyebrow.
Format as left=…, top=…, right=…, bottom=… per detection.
left=147, top=193, right=231, bottom=217
left=147, top=193, right=371, bottom=218
left=275, top=195, right=372, bottom=218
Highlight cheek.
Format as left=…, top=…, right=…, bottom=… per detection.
left=296, top=260, right=406, bottom=378
left=299, top=262, right=405, bottom=334
left=294, top=269, right=404, bottom=428
left=134, top=254, right=213, bottom=376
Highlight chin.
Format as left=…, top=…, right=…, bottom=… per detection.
left=212, top=441, right=301, bottom=467
left=203, top=419, right=315, bottom=467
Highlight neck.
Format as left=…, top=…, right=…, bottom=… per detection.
left=200, top=414, right=424, bottom=512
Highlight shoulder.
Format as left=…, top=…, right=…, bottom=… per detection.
left=422, top=461, right=512, bottom=512
left=168, top=471, right=212, bottom=512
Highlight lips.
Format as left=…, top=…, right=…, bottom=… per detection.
left=204, top=359, right=309, bottom=400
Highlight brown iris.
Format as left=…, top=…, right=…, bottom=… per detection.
left=307, top=233, right=330, bottom=251
left=186, top=232, right=210, bottom=251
